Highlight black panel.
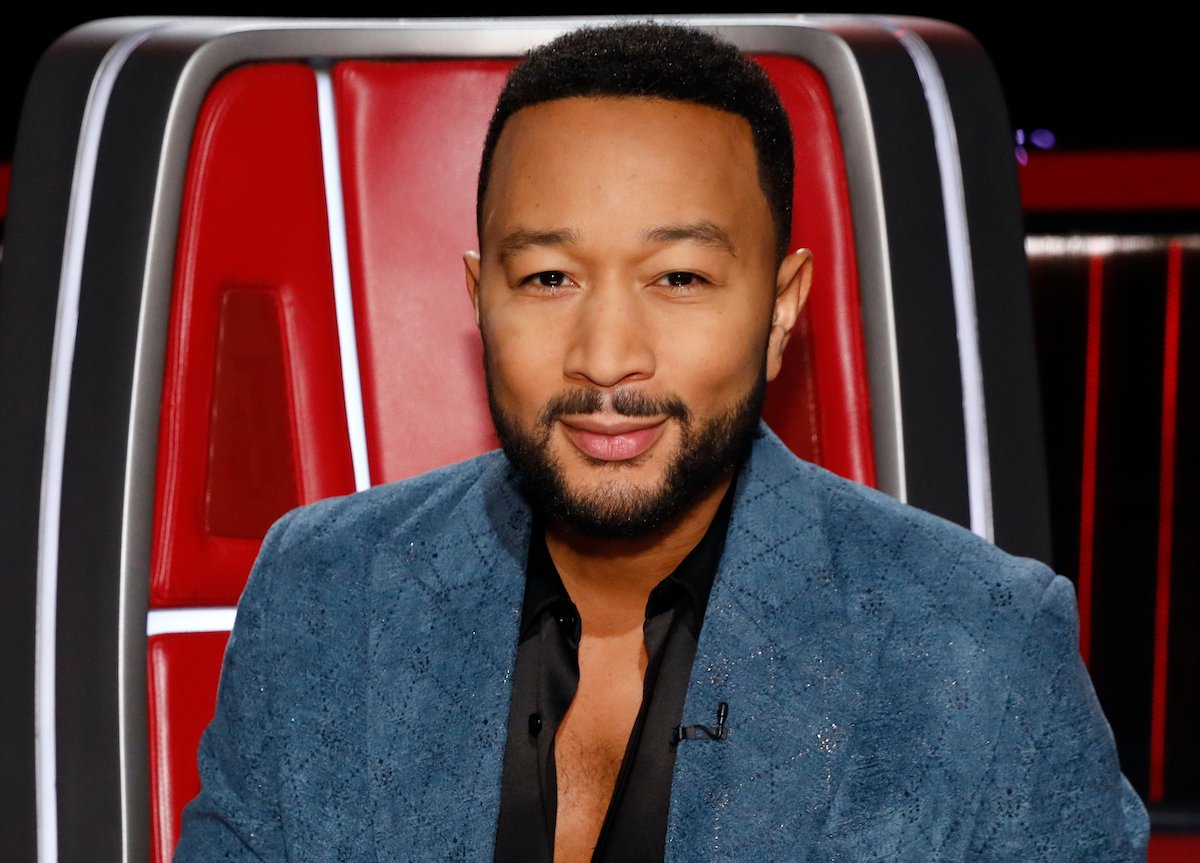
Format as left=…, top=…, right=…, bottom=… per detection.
left=1089, top=247, right=1167, bottom=796
left=1025, top=211, right=1200, bottom=238
left=845, top=29, right=969, bottom=530
left=1027, top=252, right=1089, bottom=584
left=0, top=29, right=138, bottom=863
left=1165, top=246, right=1200, bottom=805
left=918, top=21, right=1052, bottom=564
left=52, top=38, right=189, bottom=863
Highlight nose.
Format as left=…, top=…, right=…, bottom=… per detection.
left=562, top=283, right=655, bottom=389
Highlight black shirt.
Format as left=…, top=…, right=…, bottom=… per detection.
left=493, top=478, right=736, bottom=862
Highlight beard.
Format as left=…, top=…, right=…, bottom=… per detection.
left=486, top=361, right=765, bottom=540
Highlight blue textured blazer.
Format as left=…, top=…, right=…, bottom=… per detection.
left=175, top=424, right=1149, bottom=861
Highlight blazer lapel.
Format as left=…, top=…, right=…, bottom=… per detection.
left=367, top=456, right=531, bottom=861
left=666, top=426, right=896, bottom=860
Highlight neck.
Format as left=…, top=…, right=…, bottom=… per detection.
left=544, top=472, right=732, bottom=634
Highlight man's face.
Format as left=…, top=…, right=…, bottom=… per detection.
left=466, top=96, right=809, bottom=537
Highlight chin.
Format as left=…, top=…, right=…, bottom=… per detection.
left=486, top=362, right=767, bottom=540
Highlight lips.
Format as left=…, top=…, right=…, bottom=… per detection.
left=560, top=417, right=667, bottom=462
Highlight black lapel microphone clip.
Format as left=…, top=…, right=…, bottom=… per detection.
left=672, top=701, right=729, bottom=744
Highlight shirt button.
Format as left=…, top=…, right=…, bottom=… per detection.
left=528, top=713, right=542, bottom=737
left=557, top=611, right=580, bottom=647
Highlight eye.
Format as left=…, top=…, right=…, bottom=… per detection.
left=655, top=271, right=710, bottom=293
left=520, top=271, right=574, bottom=292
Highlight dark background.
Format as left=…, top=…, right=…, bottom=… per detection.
left=2, top=6, right=1197, bottom=163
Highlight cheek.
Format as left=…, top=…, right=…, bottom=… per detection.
left=480, top=310, right=564, bottom=409
left=660, top=307, right=770, bottom=404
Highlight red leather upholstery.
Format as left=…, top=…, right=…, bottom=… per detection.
left=147, top=632, right=230, bottom=863
left=148, top=68, right=359, bottom=857
left=757, top=56, right=875, bottom=487
left=150, top=64, right=356, bottom=608
left=335, top=60, right=511, bottom=484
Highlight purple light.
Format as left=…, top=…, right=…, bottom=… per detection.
left=1030, top=128, right=1057, bottom=149
left=1015, top=145, right=1028, bottom=165
left=1015, top=128, right=1026, bottom=146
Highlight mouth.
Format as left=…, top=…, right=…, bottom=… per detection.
left=558, top=416, right=669, bottom=462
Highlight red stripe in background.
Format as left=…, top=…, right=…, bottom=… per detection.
left=1149, top=240, right=1183, bottom=804
left=0, top=161, right=10, bottom=221
left=1148, top=834, right=1200, bottom=862
left=1019, top=151, right=1200, bottom=211
left=1077, top=253, right=1104, bottom=666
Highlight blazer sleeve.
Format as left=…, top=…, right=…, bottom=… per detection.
left=965, top=572, right=1150, bottom=861
left=172, top=509, right=299, bottom=862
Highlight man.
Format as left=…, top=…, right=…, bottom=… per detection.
left=175, top=21, right=1148, bottom=862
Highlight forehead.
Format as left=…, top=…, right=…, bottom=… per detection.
left=480, top=96, right=773, bottom=250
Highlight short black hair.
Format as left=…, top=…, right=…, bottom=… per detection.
left=476, top=21, right=794, bottom=262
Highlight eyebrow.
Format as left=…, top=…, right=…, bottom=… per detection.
left=497, top=228, right=581, bottom=262
left=641, top=221, right=738, bottom=257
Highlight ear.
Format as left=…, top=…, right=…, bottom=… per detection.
left=463, top=251, right=483, bottom=327
left=765, top=248, right=813, bottom=382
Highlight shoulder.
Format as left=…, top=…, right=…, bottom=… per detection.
left=266, top=449, right=511, bottom=554
left=743, top=424, right=1061, bottom=638
left=236, top=449, right=519, bottom=610
left=733, top=429, right=1148, bottom=855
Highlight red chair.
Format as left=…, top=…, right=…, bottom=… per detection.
left=0, top=15, right=1046, bottom=862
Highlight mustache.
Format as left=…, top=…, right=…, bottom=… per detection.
left=538, top=388, right=691, bottom=426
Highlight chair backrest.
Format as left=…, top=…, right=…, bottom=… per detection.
left=0, top=15, right=1044, bottom=862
